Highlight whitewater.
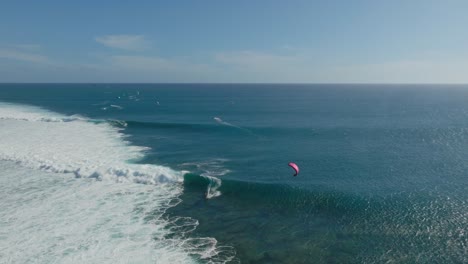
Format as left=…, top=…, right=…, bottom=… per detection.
left=0, top=102, right=235, bottom=264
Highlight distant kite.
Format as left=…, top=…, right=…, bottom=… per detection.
left=288, top=162, right=299, bottom=176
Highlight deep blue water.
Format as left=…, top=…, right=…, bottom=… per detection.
left=1, top=83, right=468, bottom=263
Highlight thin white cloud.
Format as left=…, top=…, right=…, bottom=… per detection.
left=14, top=44, right=41, bottom=51
left=334, top=59, right=468, bottom=83
left=215, top=51, right=300, bottom=70
left=214, top=50, right=319, bottom=82
left=214, top=50, right=468, bottom=83
left=0, top=48, right=49, bottom=63
left=110, top=55, right=175, bottom=70
left=108, top=55, right=214, bottom=73
left=95, top=35, right=150, bottom=51
left=3, top=41, right=467, bottom=83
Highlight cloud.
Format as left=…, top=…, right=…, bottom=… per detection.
left=0, top=48, right=49, bottom=63
left=334, top=59, right=468, bottom=83
left=81, top=54, right=216, bottom=82
left=215, top=51, right=300, bottom=70
left=4, top=41, right=466, bottom=83
left=109, top=55, right=213, bottom=73
left=213, top=50, right=468, bottom=83
left=109, top=55, right=176, bottom=71
left=95, top=35, right=150, bottom=51
left=213, top=50, right=321, bottom=82
left=14, top=44, right=41, bottom=51
left=115, top=55, right=216, bottom=76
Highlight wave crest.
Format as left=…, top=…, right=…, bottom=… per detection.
left=0, top=102, right=237, bottom=263
left=0, top=102, right=183, bottom=185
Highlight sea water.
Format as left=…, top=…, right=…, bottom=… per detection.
left=0, top=84, right=467, bottom=263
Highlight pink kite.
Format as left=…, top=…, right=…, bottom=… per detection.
left=288, top=162, right=299, bottom=176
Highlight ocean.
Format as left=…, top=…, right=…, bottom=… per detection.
left=0, top=84, right=467, bottom=263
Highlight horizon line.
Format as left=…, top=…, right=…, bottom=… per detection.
left=1, top=82, right=468, bottom=85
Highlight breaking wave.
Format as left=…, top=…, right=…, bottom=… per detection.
left=0, top=102, right=237, bottom=263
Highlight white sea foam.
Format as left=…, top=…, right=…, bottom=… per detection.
left=0, top=103, right=178, bottom=184
left=180, top=159, right=230, bottom=199
left=0, top=103, right=236, bottom=263
left=0, top=161, right=195, bottom=264
left=205, top=176, right=222, bottom=199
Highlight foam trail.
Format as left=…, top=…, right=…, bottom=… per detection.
left=205, top=176, right=222, bottom=199
left=180, top=159, right=230, bottom=199
left=213, top=117, right=234, bottom=127
left=110, top=104, right=123, bottom=109
left=213, top=116, right=257, bottom=136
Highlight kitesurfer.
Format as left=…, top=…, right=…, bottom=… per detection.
left=288, top=162, right=299, bottom=176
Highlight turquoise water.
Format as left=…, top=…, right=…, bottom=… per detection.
left=1, top=84, right=467, bottom=263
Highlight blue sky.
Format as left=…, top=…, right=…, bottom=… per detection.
left=1, top=0, right=468, bottom=83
